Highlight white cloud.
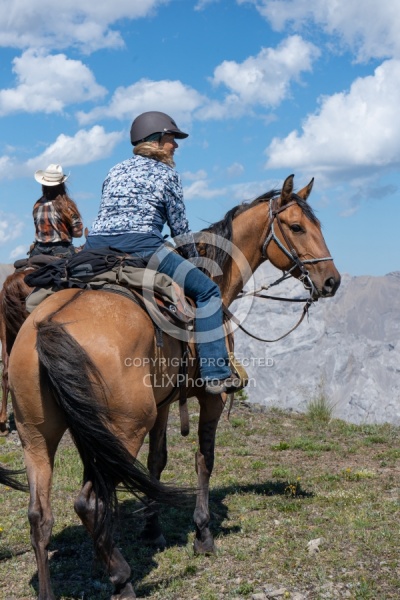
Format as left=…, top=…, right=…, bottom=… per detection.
left=195, top=0, right=220, bottom=10
left=9, top=244, right=29, bottom=259
left=240, top=0, right=400, bottom=61
left=0, top=156, right=17, bottom=180
left=26, top=126, right=124, bottom=170
left=212, top=35, right=318, bottom=104
left=180, top=167, right=280, bottom=206
left=184, top=180, right=227, bottom=200
left=226, top=162, right=245, bottom=178
left=265, top=59, right=400, bottom=181
left=74, top=35, right=321, bottom=126
left=229, top=179, right=278, bottom=201
left=196, top=95, right=252, bottom=121
left=0, top=213, right=24, bottom=244
left=0, top=0, right=170, bottom=52
left=197, top=35, right=319, bottom=119
left=0, top=50, right=106, bottom=116
left=77, top=79, right=205, bottom=125
left=0, top=126, right=124, bottom=181
left=182, top=169, right=208, bottom=182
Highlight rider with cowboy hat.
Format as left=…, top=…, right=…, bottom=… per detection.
left=30, top=164, right=83, bottom=258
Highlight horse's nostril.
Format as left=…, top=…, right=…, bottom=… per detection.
left=323, top=276, right=339, bottom=295
left=326, top=277, right=334, bottom=289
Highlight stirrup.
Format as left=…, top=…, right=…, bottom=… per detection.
left=204, top=374, right=243, bottom=395
left=204, top=352, right=249, bottom=395
left=228, top=351, right=249, bottom=390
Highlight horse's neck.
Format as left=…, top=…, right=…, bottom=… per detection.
left=221, top=204, right=269, bottom=306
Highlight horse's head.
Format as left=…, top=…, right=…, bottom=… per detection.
left=198, top=174, right=340, bottom=303
left=262, top=174, right=341, bottom=299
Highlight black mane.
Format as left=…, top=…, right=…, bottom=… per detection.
left=197, top=189, right=319, bottom=277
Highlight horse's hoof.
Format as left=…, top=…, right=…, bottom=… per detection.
left=111, top=581, right=136, bottom=599
left=140, top=521, right=166, bottom=549
left=193, top=527, right=216, bottom=555
left=193, top=537, right=216, bottom=555
left=0, top=420, right=9, bottom=435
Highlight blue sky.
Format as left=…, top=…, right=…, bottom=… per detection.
left=0, top=0, right=399, bottom=276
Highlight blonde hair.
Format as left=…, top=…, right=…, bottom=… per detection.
left=133, top=141, right=175, bottom=168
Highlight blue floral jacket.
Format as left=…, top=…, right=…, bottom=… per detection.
left=90, top=155, right=191, bottom=240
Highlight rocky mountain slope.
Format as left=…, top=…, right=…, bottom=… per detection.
left=0, top=264, right=13, bottom=285
left=232, top=263, right=400, bottom=425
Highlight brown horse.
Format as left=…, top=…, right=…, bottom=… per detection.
left=0, top=270, right=32, bottom=432
left=8, top=175, right=340, bottom=599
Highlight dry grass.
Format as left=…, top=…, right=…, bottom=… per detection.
left=0, top=399, right=399, bottom=599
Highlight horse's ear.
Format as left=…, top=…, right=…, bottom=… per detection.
left=280, top=174, right=294, bottom=206
left=84, top=227, right=89, bottom=238
left=296, top=177, right=314, bottom=202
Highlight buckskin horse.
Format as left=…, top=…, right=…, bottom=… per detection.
left=8, top=175, right=340, bottom=599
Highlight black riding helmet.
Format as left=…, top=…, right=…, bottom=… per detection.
left=130, top=111, right=189, bottom=146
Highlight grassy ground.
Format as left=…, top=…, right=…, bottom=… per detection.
left=0, top=397, right=399, bottom=600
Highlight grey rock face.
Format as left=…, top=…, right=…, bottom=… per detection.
left=231, top=263, right=400, bottom=425
left=0, top=264, right=13, bottom=287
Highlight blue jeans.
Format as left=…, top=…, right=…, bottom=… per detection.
left=30, top=241, right=76, bottom=259
left=84, top=234, right=231, bottom=381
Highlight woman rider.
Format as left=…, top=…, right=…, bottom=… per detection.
left=84, top=111, right=243, bottom=395
left=31, top=164, right=83, bottom=258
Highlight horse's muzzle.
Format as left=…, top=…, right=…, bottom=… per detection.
left=302, top=273, right=341, bottom=300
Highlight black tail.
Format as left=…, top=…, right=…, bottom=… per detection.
left=0, top=464, right=28, bottom=492
left=36, top=316, right=192, bottom=541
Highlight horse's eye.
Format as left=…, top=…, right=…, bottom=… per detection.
left=290, top=224, right=303, bottom=233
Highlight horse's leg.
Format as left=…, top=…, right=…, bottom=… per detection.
left=9, top=323, right=67, bottom=599
left=0, top=364, right=9, bottom=434
left=73, top=385, right=158, bottom=600
left=74, top=480, right=136, bottom=600
left=193, top=392, right=225, bottom=555
left=141, top=404, right=170, bottom=547
left=23, top=436, right=62, bottom=600
left=0, top=340, right=9, bottom=434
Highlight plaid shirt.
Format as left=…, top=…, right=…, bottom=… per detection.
left=33, top=198, right=83, bottom=243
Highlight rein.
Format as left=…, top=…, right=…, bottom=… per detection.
left=224, top=298, right=313, bottom=343
left=227, top=195, right=333, bottom=343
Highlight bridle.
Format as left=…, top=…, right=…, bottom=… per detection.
left=261, top=195, right=333, bottom=299
left=225, top=195, right=335, bottom=344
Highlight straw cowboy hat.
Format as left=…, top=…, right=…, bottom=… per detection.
left=34, top=164, right=69, bottom=186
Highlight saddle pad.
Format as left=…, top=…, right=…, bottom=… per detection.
left=25, top=264, right=196, bottom=326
